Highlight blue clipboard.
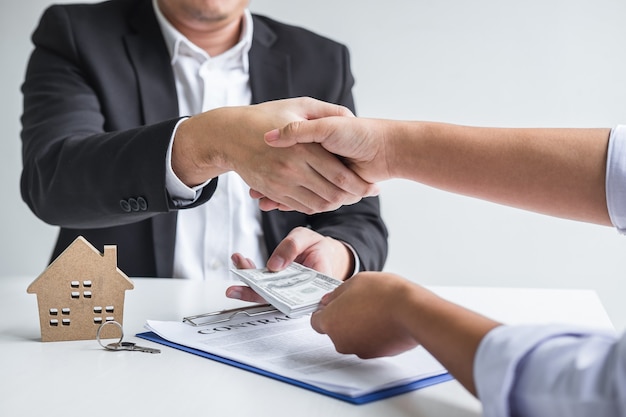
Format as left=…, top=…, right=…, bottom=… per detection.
left=136, top=330, right=453, bottom=405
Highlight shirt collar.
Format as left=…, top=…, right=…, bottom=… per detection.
left=152, top=0, right=253, bottom=71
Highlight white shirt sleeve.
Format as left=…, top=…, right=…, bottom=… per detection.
left=606, top=125, right=626, bottom=233
left=165, top=117, right=214, bottom=207
left=474, top=324, right=625, bottom=417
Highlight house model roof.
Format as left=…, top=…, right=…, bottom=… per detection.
left=27, top=236, right=134, bottom=342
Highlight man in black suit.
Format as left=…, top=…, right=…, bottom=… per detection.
left=20, top=0, right=387, bottom=298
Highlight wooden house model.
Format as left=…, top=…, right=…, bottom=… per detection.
left=27, top=236, right=134, bottom=342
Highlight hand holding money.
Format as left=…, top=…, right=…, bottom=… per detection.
left=231, top=262, right=343, bottom=317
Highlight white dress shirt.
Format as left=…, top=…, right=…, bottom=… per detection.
left=473, top=125, right=626, bottom=417
left=153, top=1, right=267, bottom=281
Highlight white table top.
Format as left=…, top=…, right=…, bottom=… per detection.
left=0, top=275, right=614, bottom=417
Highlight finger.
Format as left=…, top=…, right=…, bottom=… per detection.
left=249, top=189, right=285, bottom=211
left=255, top=183, right=376, bottom=213
left=310, top=285, right=347, bottom=334
left=267, top=227, right=321, bottom=271
left=225, top=285, right=267, bottom=303
left=267, top=190, right=334, bottom=215
left=250, top=181, right=342, bottom=214
left=247, top=160, right=341, bottom=214
left=258, top=197, right=292, bottom=212
left=305, top=144, right=379, bottom=198
left=264, top=119, right=327, bottom=148
left=249, top=189, right=264, bottom=199
left=318, top=290, right=335, bottom=307
left=294, top=97, right=354, bottom=120
left=250, top=189, right=289, bottom=210
left=311, top=282, right=351, bottom=334
left=260, top=169, right=352, bottom=215
left=323, top=278, right=352, bottom=304
left=310, top=309, right=326, bottom=334
left=266, top=144, right=367, bottom=210
left=231, top=253, right=257, bottom=269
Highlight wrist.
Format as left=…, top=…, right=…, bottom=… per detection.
left=172, top=113, right=229, bottom=186
left=389, top=278, right=427, bottom=344
left=385, top=120, right=419, bottom=180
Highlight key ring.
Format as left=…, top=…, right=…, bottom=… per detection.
left=96, top=320, right=124, bottom=350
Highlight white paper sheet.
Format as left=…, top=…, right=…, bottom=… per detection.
left=146, top=311, right=447, bottom=397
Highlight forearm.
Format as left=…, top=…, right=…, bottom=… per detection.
left=388, top=122, right=611, bottom=225
left=400, top=284, right=501, bottom=395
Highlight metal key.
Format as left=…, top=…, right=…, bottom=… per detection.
left=106, top=341, right=161, bottom=354
left=97, top=321, right=161, bottom=353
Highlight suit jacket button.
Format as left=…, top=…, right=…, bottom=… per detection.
left=129, top=198, right=139, bottom=211
left=137, top=196, right=147, bottom=211
left=120, top=200, right=131, bottom=212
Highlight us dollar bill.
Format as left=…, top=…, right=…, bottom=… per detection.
left=231, top=263, right=343, bottom=317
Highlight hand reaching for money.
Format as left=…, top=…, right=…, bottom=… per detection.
left=226, top=253, right=267, bottom=303
left=226, top=227, right=353, bottom=303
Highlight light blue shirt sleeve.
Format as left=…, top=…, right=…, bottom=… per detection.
left=475, top=324, right=626, bottom=417
left=606, top=125, right=626, bottom=232
left=472, top=125, right=626, bottom=416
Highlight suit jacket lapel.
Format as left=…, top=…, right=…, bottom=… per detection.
left=249, top=16, right=292, bottom=103
left=125, top=0, right=179, bottom=277
left=125, top=0, right=179, bottom=123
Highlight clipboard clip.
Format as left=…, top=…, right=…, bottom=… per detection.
left=182, top=304, right=279, bottom=327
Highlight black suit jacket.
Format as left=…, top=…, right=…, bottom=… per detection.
left=21, top=0, right=388, bottom=277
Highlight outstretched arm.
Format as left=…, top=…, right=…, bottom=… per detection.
left=262, top=117, right=612, bottom=225
left=311, top=271, right=626, bottom=417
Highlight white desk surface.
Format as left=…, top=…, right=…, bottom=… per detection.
left=0, top=275, right=614, bottom=417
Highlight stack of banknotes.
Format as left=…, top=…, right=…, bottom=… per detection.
left=231, top=263, right=343, bottom=317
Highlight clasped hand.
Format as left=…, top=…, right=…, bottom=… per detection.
left=171, top=97, right=379, bottom=214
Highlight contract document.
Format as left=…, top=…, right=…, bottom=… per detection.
left=141, top=310, right=450, bottom=403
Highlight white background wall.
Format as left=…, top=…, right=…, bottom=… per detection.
left=2, top=0, right=626, bottom=330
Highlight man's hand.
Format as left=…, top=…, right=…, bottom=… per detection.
left=226, top=253, right=266, bottom=304
left=226, top=227, right=354, bottom=303
left=172, top=97, right=379, bottom=214
left=310, top=272, right=420, bottom=359
left=252, top=117, right=392, bottom=212
left=310, top=271, right=501, bottom=395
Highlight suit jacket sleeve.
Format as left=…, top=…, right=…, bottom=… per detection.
left=20, top=4, right=216, bottom=230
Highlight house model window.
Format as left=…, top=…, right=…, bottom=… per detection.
left=27, top=236, right=134, bottom=342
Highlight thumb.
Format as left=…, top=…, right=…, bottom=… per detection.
left=265, top=118, right=337, bottom=148
left=310, top=309, right=327, bottom=334
left=298, top=98, right=354, bottom=120
left=264, top=120, right=309, bottom=148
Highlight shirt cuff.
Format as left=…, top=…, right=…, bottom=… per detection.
left=341, top=242, right=360, bottom=277
left=606, top=125, right=626, bottom=233
left=165, top=117, right=213, bottom=207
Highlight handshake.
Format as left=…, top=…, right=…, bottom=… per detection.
left=173, top=97, right=394, bottom=216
